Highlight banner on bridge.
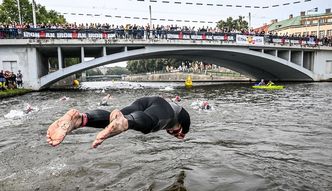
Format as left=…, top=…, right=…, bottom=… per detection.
left=236, top=35, right=264, bottom=45
left=23, top=31, right=116, bottom=39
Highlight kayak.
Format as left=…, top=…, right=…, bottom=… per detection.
left=252, top=85, right=284, bottom=90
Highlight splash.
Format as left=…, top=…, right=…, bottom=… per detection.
left=4, top=110, right=25, bottom=118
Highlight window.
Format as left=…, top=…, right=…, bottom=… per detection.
left=319, top=30, right=325, bottom=37
left=311, top=31, right=317, bottom=36
left=2, top=61, right=18, bottom=72
left=327, top=30, right=332, bottom=36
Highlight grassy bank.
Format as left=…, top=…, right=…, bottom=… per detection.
left=0, top=89, right=33, bottom=98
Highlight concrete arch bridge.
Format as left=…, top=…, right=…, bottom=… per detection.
left=0, top=38, right=332, bottom=89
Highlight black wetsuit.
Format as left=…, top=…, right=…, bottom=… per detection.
left=85, top=96, right=183, bottom=134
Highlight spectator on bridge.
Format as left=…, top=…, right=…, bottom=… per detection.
left=46, top=96, right=191, bottom=148
left=16, top=70, right=23, bottom=88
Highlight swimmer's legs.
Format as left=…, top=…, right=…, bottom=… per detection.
left=92, top=109, right=129, bottom=148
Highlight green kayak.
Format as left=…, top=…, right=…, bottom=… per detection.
left=252, top=85, right=284, bottom=90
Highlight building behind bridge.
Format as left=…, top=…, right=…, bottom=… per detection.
left=267, top=8, right=332, bottom=38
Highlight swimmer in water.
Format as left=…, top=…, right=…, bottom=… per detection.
left=60, top=96, right=69, bottom=101
left=191, top=100, right=211, bottom=110
left=100, top=94, right=112, bottom=106
left=172, top=95, right=181, bottom=102
left=24, top=104, right=33, bottom=114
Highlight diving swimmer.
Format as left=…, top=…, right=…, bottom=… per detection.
left=46, top=96, right=191, bottom=148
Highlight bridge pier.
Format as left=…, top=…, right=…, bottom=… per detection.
left=57, top=47, right=63, bottom=70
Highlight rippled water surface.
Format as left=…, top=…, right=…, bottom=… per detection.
left=0, top=82, right=331, bottom=191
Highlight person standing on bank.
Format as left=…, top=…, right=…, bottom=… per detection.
left=46, top=96, right=191, bottom=148
left=16, top=70, right=23, bottom=88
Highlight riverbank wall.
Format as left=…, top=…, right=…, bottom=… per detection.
left=123, top=72, right=250, bottom=82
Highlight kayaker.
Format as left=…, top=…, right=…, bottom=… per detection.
left=258, top=79, right=266, bottom=86
left=46, top=96, right=191, bottom=148
left=267, top=81, right=275, bottom=86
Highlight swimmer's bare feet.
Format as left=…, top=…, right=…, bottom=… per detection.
left=46, top=109, right=82, bottom=147
left=92, top=110, right=128, bottom=148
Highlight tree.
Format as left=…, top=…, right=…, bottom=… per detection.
left=106, top=66, right=131, bottom=75
left=0, top=0, right=65, bottom=24
left=217, top=16, right=248, bottom=32
left=126, top=58, right=193, bottom=74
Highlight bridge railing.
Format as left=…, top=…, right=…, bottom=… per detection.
left=0, top=28, right=329, bottom=47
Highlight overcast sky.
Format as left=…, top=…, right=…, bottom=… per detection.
left=30, top=0, right=331, bottom=28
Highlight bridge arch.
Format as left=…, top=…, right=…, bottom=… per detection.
left=39, top=45, right=314, bottom=88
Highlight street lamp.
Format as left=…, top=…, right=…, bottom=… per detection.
left=149, top=5, right=152, bottom=27
left=32, top=0, right=37, bottom=28
left=17, top=0, right=22, bottom=24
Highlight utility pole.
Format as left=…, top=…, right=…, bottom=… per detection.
left=149, top=5, right=152, bottom=27
left=17, top=0, right=22, bottom=25
left=317, top=18, right=320, bottom=38
left=249, top=12, right=251, bottom=29
left=32, top=0, right=37, bottom=28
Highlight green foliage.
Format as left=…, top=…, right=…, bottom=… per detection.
left=0, top=88, right=33, bottom=98
left=64, top=57, right=80, bottom=67
left=126, top=58, right=193, bottom=74
left=86, top=68, right=102, bottom=76
left=0, top=0, right=66, bottom=24
left=217, top=16, right=248, bottom=32
left=106, top=66, right=131, bottom=75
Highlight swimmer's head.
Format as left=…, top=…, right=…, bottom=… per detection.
left=177, top=108, right=191, bottom=135
left=175, top=95, right=181, bottom=102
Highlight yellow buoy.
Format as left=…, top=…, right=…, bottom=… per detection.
left=73, top=79, right=80, bottom=87
left=185, top=75, right=192, bottom=88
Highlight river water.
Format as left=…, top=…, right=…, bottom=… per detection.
left=0, top=81, right=331, bottom=191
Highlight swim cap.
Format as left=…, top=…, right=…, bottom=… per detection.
left=177, top=108, right=190, bottom=134
left=175, top=96, right=181, bottom=102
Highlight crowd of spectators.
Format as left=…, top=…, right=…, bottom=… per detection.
left=0, top=70, right=23, bottom=91
left=0, top=21, right=332, bottom=46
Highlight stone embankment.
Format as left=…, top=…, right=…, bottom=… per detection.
left=124, top=72, right=250, bottom=82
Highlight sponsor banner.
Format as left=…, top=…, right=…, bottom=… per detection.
left=212, top=35, right=235, bottom=41
left=23, top=31, right=40, bottom=38
left=23, top=31, right=117, bottom=39
left=190, top=35, right=203, bottom=40
left=182, top=34, right=191, bottom=40
left=205, top=35, right=213, bottom=40
left=236, top=35, right=264, bottom=45
left=167, top=33, right=179, bottom=39
left=271, top=37, right=321, bottom=45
